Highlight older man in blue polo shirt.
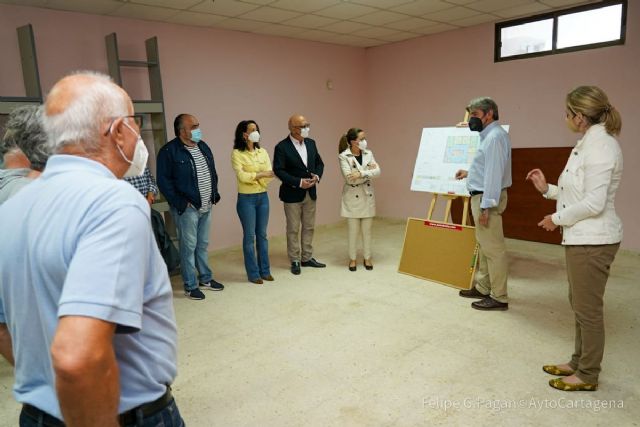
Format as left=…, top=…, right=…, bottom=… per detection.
left=0, top=72, right=183, bottom=426
left=455, top=97, right=512, bottom=311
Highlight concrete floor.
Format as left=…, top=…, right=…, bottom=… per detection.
left=1, top=218, right=639, bottom=426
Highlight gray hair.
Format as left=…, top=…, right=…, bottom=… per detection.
left=0, top=133, right=18, bottom=162
left=42, top=71, right=129, bottom=153
left=466, top=97, right=499, bottom=120
left=2, top=105, right=49, bottom=171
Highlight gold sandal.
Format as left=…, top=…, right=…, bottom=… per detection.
left=549, top=378, right=597, bottom=391
left=543, top=365, right=575, bottom=376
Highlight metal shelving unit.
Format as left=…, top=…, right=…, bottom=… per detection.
left=105, top=33, right=176, bottom=239
left=0, top=24, right=42, bottom=115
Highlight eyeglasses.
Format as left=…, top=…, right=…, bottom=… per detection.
left=292, top=124, right=311, bottom=129
left=104, top=114, right=144, bottom=136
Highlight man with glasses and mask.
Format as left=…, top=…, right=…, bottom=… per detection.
left=0, top=71, right=184, bottom=426
left=273, top=114, right=325, bottom=275
left=157, top=113, right=223, bottom=300
left=455, top=97, right=512, bottom=311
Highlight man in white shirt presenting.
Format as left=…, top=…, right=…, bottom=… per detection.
left=455, top=97, right=512, bottom=311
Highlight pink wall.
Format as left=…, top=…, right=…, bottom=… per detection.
left=1, top=3, right=638, bottom=251
left=365, top=1, right=640, bottom=251
left=0, top=4, right=366, bottom=250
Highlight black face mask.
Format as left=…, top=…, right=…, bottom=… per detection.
left=468, top=117, right=483, bottom=132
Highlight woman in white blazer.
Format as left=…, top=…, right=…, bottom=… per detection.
left=338, top=128, right=381, bottom=271
left=527, top=86, right=623, bottom=392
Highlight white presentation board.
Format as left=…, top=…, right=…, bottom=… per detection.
left=410, top=126, right=509, bottom=196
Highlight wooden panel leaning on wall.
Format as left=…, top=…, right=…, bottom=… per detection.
left=451, top=147, right=573, bottom=245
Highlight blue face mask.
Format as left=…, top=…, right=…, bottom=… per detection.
left=190, top=128, right=202, bottom=143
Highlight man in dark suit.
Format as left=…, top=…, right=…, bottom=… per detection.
left=273, top=114, right=326, bottom=275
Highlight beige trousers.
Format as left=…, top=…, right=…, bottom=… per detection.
left=470, top=190, right=509, bottom=303
left=347, top=217, right=373, bottom=260
left=284, top=193, right=316, bottom=263
left=566, top=243, right=620, bottom=384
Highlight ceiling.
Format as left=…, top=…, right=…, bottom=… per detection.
left=1, top=0, right=597, bottom=47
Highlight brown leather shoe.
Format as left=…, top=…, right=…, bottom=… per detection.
left=250, top=278, right=264, bottom=284
left=261, top=275, right=274, bottom=281
left=471, top=297, right=508, bottom=311
left=459, top=287, right=488, bottom=299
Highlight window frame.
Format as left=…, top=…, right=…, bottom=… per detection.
left=494, top=0, right=627, bottom=62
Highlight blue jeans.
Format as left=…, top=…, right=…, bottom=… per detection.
left=19, top=400, right=185, bottom=427
left=171, top=206, right=213, bottom=291
left=236, top=192, right=270, bottom=280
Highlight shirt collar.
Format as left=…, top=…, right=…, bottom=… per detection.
left=479, top=120, right=500, bottom=140
left=42, top=155, right=116, bottom=180
left=289, top=135, right=304, bottom=146
left=576, top=123, right=607, bottom=148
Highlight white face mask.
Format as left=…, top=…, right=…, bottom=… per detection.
left=300, top=127, right=310, bottom=138
left=248, top=130, right=260, bottom=143
left=358, top=139, right=368, bottom=150
left=118, top=122, right=149, bottom=177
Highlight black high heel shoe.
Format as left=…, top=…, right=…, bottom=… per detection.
left=349, top=260, right=357, bottom=272
left=364, top=259, right=373, bottom=270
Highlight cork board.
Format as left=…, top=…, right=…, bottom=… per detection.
left=398, top=218, right=478, bottom=290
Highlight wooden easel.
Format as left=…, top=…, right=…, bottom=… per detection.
left=427, top=193, right=471, bottom=226
left=397, top=111, right=479, bottom=290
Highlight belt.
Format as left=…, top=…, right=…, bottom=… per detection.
left=119, top=387, right=173, bottom=426
left=22, top=405, right=65, bottom=426
left=22, top=387, right=173, bottom=427
left=469, top=190, right=483, bottom=196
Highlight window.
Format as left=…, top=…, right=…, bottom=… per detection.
left=500, top=19, right=553, bottom=58
left=495, top=0, right=627, bottom=62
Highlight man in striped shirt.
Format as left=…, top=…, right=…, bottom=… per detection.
left=157, top=114, right=224, bottom=300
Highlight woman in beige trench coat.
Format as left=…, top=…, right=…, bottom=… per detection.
left=338, top=128, right=381, bottom=271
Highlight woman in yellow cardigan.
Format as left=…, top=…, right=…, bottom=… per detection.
left=231, top=120, right=275, bottom=284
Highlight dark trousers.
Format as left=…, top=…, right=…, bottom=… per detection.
left=19, top=399, right=185, bottom=427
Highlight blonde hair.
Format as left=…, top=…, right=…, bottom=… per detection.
left=338, top=127, right=362, bottom=153
left=566, top=86, right=621, bottom=136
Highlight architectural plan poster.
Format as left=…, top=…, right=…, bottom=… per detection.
left=410, top=126, right=509, bottom=196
